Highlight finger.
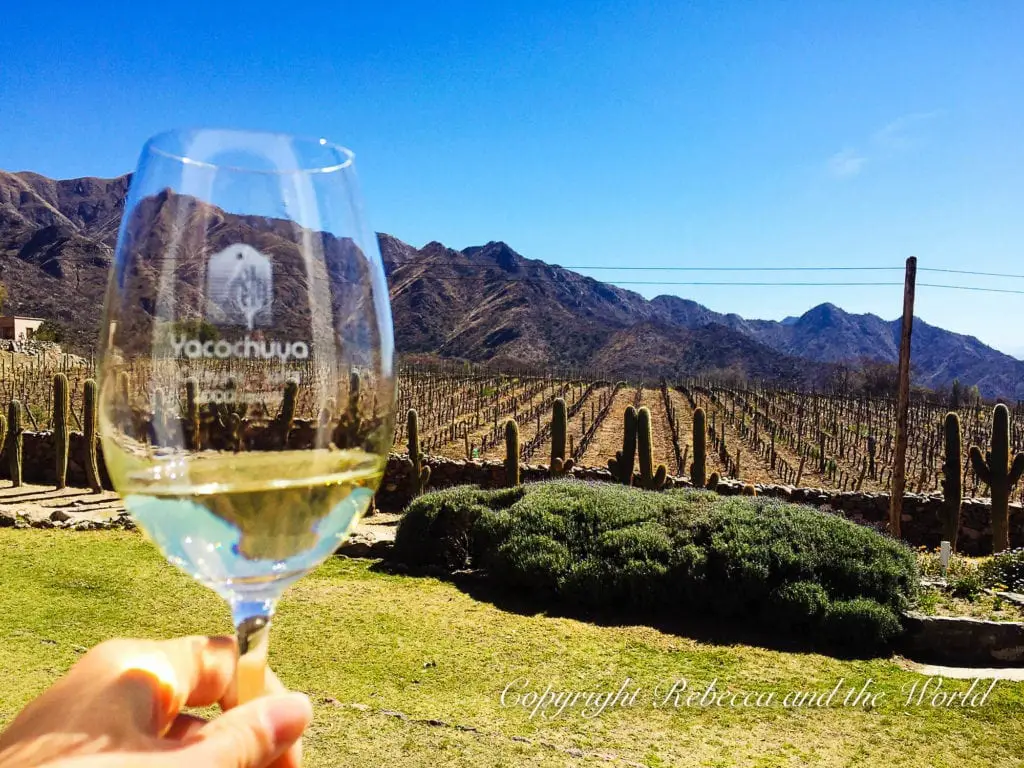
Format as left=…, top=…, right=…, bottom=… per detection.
left=221, top=667, right=303, bottom=768
left=262, top=670, right=302, bottom=768
left=183, top=693, right=312, bottom=768
left=221, top=664, right=286, bottom=711
left=91, top=636, right=237, bottom=734
left=167, top=635, right=238, bottom=708
left=164, top=713, right=209, bottom=741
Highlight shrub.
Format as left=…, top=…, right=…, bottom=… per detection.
left=821, top=599, right=904, bottom=652
left=393, top=485, right=524, bottom=570
left=395, top=480, right=917, bottom=652
left=766, top=581, right=829, bottom=631
left=980, top=547, right=1024, bottom=592
left=949, top=570, right=985, bottom=601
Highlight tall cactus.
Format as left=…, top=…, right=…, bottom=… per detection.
left=185, top=377, right=200, bottom=450
left=53, top=373, right=70, bottom=489
left=150, top=387, right=166, bottom=446
left=607, top=406, right=637, bottom=485
left=7, top=400, right=23, bottom=487
left=940, top=412, right=962, bottom=550
left=637, top=406, right=670, bottom=490
left=505, top=418, right=520, bottom=487
left=334, top=371, right=363, bottom=448
left=83, top=379, right=102, bottom=492
left=406, top=409, right=430, bottom=496
left=549, top=397, right=574, bottom=476
left=690, top=407, right=707, bottom=488
left=969, top=403, right=1024, bottom=552
left=0, top=415, right=6, bottom=469
left=116, top=370, right=131, bottom=423
left=273, top=379, right=298, bottom=448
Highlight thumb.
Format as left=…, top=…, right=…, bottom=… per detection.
left=181, top=692, right=312, bottom=768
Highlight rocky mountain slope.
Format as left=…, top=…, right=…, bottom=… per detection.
left=2, top=169, right=1022, bottom=397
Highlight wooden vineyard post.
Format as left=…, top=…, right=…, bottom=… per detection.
left=889, top=256, right=917, bottom=538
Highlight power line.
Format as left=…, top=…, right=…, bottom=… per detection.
left=402, top=276, right=906, bottom=286
left=919, top=283, right=1024, bottom=295
left=919, top=267, right=1024, bottom=280
left=400, top=261, right=1024, bottom=279
left=395, top=275, right=1024, bottom=294
left=550, top=265, right=903, bottom=272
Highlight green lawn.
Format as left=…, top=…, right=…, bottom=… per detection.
left=0, top=529, right=1022, bottom=767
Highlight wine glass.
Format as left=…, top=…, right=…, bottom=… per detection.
left=98, top=129, right=395, bottom=702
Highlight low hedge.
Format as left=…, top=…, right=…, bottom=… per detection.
left=394, top=480, right=918, bottom=652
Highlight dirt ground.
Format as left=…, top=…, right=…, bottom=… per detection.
left=0, top=483, right=401, bottom=546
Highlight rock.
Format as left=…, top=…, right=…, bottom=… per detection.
left=336, top=534, right=393, bottom=560
left=50, top=510, right=72, bottom=523
left=901, top=611, right=1024, bottom=666
left=0, top=510, right=17, bottom=527
left=994, top=591, right=1024, bottom=608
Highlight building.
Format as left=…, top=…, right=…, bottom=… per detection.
left=0, top=316, right=45, bottom=341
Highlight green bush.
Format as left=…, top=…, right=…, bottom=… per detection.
left=395, top=480, right=918, bottom=652
left=822, top=599, right=904, bottom=651
left=980, top=547, right=1024, bottom=592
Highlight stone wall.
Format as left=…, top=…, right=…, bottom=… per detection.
left=7, top=432, right=1021, bottom=554
left=2, top=431, right=112, bottom=488
left=378, top=455, right=1023, bottom=555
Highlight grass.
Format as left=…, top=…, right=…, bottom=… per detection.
left=0, top=529, right=1023, bottom=766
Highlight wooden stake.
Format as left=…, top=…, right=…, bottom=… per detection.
left=889, top=256, right=917, bottom=538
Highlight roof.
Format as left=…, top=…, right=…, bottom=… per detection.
left=0, top=316, right=47, bottom=322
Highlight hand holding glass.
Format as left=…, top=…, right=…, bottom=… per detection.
left=99, top=129, right=395, bottom=702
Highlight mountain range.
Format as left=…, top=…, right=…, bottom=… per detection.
left=2, top=169, right=1022, bottom=398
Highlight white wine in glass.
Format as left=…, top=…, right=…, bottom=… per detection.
left=99, top=129, right=395, bottom=703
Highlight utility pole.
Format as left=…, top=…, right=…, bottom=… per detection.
left=889, top=256, right=917, bottom=538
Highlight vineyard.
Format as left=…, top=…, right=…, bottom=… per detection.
left=395, top=366, right=1024, bottom=502
left=2, top=350, right=1024, bottom=504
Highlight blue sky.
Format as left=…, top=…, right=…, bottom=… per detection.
left=2, top=1, right=1023, bottom=357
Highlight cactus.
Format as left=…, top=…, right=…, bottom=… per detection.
left=406, top=409, right=430, bottom=495
left=149, top=387, right=167, bottom=446
left=549, top=397, right=574, bottom=476
left=707, top=471, right=720, bottom=492
left=226, top=412, right=244, bottom=453
left=504, top=418, right=520, bottom=487
left=333, top=371, right=363, bottom=448
left=940, top=413, right=963, bottom=549
left=607, top=406, right=637, bottom=485
left=83, top=379, right=102, bottom=492
left=0, top=415, right=6, bottom=466
left=316, top=402, right=333, bottom=449
left=741, top=483, right=757, bottom=497
left=7, top=400, right=23, bottom=487
left=53, top=373, right=70, bottom=489
left=116, top=370, right=130, bottom=420
left=185, top=377, right=200, bottom=449
left=690, top=407, right=707, bottom=488
left=273, top=379, right=298, bottom=448
left=969, top=403, right=1024, bottom=552
left=637, top=406, right=670, bottom=490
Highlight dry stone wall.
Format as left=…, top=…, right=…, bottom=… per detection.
left=6, top=432, right=1020, bottom=554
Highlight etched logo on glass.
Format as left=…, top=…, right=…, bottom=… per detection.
left=205, top=244, right=273, bottom=330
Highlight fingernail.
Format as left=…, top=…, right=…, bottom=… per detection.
left=261, top=692, right=313, bottom=743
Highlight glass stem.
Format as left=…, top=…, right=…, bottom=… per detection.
left=232, top=598, right=276, bottom=704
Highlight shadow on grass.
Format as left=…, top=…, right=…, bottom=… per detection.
left=367, top=559, right=881, bottom=661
